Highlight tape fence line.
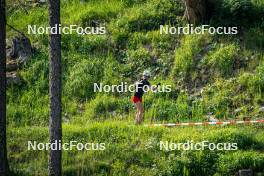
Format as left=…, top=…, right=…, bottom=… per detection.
left=144, top=119, right=264, bottom=127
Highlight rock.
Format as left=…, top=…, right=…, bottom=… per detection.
left=206, top=114, right=218, bottom=122
left=6, top=39, right=12, bottom=48
left=6, top=60, right=20, bottom=72
left=6, top=72, right=22, bottom=86
left=238, top=169, right=253, bottom=176
left=204, top=44, right=214, bottom=52
left=6, top=47, right=13, bottom=60
left=259, top=107, right=264, bottom=112
left=234, top=108, right=243, bottom=114
left=10, top=35, right=33, bottom=64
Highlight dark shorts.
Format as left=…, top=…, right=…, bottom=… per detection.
left=131, top=96, right=142, bottom=103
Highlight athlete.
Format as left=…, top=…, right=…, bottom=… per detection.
left=131, top=70, right=160, bottom=125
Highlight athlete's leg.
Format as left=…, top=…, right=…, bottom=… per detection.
left=135, top=102, right=139, bottom=124
left=135, top=102, right=143, bottom=124
left=137, top=102, right=144, bottom=124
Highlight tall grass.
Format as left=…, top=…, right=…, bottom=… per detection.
left=7, top=124, right=264, bottom=175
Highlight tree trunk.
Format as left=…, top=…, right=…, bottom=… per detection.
left=48, top=0, right=62, bottom=175
left=0, top=0, right=9, bottom=175
left=184, top=0, right=213, bottom=24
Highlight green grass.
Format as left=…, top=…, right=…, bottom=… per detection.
left=6, top=0, right=264, bottom=125
left=5, top=0, right=264, bottom=174
left=8, top=123, right=264, bottom=176
left=172, top=33, right=211, bottom=79
left=203, top=43, right=238, bottom=76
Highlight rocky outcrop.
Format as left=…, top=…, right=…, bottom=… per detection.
left=6, top=72, right=22, bottom=86
left=6, top=60, right=20, bottom=72
left=6, top=35, right=33, bottom=86
left=7, top=35, right=33, bottom=64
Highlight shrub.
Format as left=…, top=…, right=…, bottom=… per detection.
left=203, top=44, right=238, bottom=76
left=213, top=0, right=256, bottom=26
left=127, top=30, right=178, bottom=77
left=238, top=59, right=264, bottom=95
left=145, top=99, right=178, bottom=122
left=244, top=27, right=264, bottom=50
left=83, top=95, right=130, bottom=121
left=126, top=47, right=152, bottom=73
left=62, top=34, right=110, bottom=56
left=64, top=59, right=104, bottom=100
left=215, top=151, right=264, bottom=175
left=256, top=60, right=264, bottom=87
left=144, top=92, right=191, bottom=122
left=110, top=0, right=183, bottom=33
left=172, top=34, right=211, bottom=79
left=201, top=78, right=235, bottom=119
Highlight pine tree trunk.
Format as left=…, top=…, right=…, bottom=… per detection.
left=0, top=0, right=9, bottom=175
left=48, top=0, right=62, bottom=175
left=184, top=0, right=213, bottom=24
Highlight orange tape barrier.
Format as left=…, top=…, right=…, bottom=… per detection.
left=145, top=119, right=264, bottom=127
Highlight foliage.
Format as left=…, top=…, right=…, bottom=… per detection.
left=5, top=0, right=264, bottom=174
left=212, top=0, right=259, bottom=26
left=65, top=59, right=104, bottom=100
left=7, top=125, right=264, bottom=175
left=172, top=34, right=211, bottom=79
left=202, top=43, right=238, bottom=76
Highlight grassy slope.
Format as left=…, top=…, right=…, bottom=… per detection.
left=6, top=0, right=264, bottom=126
left=6, top=0, right=264, bottom=175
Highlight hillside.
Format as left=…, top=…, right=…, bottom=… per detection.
left=7, top=0, right=264, bottom=126
left=5, top=0, right=264, bottom=175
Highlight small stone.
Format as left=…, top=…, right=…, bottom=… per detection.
left=206, top=114, right=218, bottom=122
left=6, top=60, right=20, bottom=72
left=234, top=108, right=243, bottom=114
left=259, top=107, right=264, bottom=112
left=6, top=72, right=22, bottom=86
left=238, top=169, right=253, bottom=176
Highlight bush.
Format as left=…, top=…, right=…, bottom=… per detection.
left=126, top=47, right=152, bottom=73
left=203, top=44, right=238, bottom=76
left=216, top=151, right=264, bottom=175
left=62, top=34, right=110, bottom=56
left=213, top=0, right=256, bottom=26
left=65, top=59, right=104, bottom=100
left=256, top=61, right=264, bottom=87
left=127, top=30, right=178, bottom=77
left=110, top=0, right=183, bottom=33
left=83, top=95, right=130, bottom=121
left=144, top=92, right=192, bottom=122
left=201, top=78, right=236, bottom=119
left=238, top=59, right=264, bottom=96
left=172, top=34, right=211, bottom=79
